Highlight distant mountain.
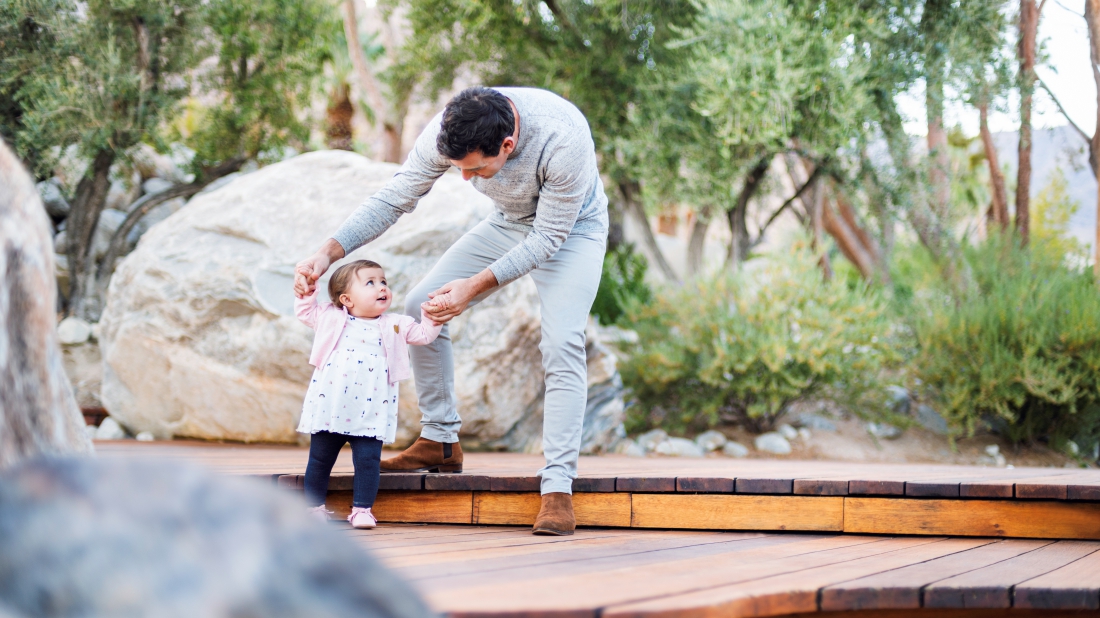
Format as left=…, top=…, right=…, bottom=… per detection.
left=992, top=125, right=1096, bottom=252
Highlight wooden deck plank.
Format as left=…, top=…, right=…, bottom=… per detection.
left=923, top=541, right=1100, bottom=609
left=418, top=534, right=905, bottom=615
left=844, top=497, right=1100, bottom=539
left=473, top=491, right=632, bottom=527
left=631, top=494, right=844, bottom=532
left=819, top=539, right=1051, bottom=610
left=1015, top=546, right=1100, bottom=610
left=602, top=538, right=990, bottom=618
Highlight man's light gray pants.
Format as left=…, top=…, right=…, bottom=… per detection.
left=404, top=220, right=606, bottom=495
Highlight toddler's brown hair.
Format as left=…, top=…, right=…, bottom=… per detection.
left=327, top=259, right=383, bottom=310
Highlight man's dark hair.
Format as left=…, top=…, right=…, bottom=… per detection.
left=436, top=87, right=515, bottom=160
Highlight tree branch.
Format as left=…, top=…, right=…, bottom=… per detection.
left=1038, top=77, right=1091, bottom=143
left=758, top=164, right=821, bottom=237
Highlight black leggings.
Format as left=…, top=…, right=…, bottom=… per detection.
left=303, top=431, right=383, bottom=509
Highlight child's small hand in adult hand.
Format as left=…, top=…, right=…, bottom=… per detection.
left=294, top=253, right=331, bottom=298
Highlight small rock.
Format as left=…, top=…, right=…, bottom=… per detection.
left=1066, top=440, right=1080, bottom=456
left=37, top=178, right=70, bottom=218
left=91, top=209, right=127, bottom=261
left=84, top=425, right=98, bottom=441
left=135, top=431, right=155, bottom=442
left=754, top=432, right=792, bottom=455
left=94, top=417, right=127, bottom=440
left=866, top=422, right=903, bottom=440
left=54, top=229, right=69, bottom=254
left=797, top=427, right=812, bottom=441
left=915, top=404, right=949, bottom=435
left=984, top=445, right=1000, bottom=458
left=694, top=430, right=727, bottom=452
left=885, top=385, right=911, bottom=415
left=777, top=424, right=798, bottom=440
left=57, top=317, right=92, bottom=345
left=793, top=414, right=836, bottom=432
left=142, top=177, right=175, bottom=196
left=654, top=437, right=705, bottom=457
left=722, top=441, right=749, bottom=458
left=636, top=428, right=669, bottom=453
left=614, top=439, right=646, bottom=457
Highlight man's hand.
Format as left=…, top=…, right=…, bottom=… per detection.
left=294, top=239, right=345, bottom=298
left=423, top=269, right=498, bottom=324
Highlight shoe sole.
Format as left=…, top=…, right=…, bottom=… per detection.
left=532, top=527, right=574, bottom=536
left=380, top=465, right=462, bottom=474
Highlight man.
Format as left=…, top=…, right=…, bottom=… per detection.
left=293, top=86, right=608, bottom=535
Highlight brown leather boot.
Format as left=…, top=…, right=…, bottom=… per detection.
left=532, top=492, right=575, bottom=536
left=380, top=437, right=463, bottom=473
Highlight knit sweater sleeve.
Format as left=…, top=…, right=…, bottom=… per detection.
left=486, top=128, right=595, bottom=285
left=331, top=116, right=451, bottom=254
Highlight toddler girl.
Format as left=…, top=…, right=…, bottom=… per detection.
left=295, top=259, right=442, bottom=528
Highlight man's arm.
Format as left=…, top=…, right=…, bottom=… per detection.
left=293, top=116, right=450, bottom=297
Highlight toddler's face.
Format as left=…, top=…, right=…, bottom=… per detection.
left=340, top=267, right=391, bottom=318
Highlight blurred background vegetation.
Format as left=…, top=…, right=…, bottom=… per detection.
left=2, top=0, right=1099, bottom=459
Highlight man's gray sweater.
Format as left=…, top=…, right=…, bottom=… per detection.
left=331, top=87, right=609, bottom=286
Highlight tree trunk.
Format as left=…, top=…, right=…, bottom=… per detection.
left=686, top=208, right=710, bottom=278
left=1017, top=0, right=1039, bottom=243
left=1086, top=0, right=1100, bottom=277
left=326, top=82, right=355, bottom=151
left=926, top=67, right=951, bottom=217
left=727, top=156, right=771, bottom=265
left=821, top=186, right=885, bottom=283
left=619, top=180, right=678, bottom=282
left=66, top=148, right=115, bottom=319
left=809, top=179, right=833, bottom=280
left=343, top=0, right=403, bottom=163
left=0, top=140, right=91, bottom=469
left=979, top=100, right=1010, bottom=231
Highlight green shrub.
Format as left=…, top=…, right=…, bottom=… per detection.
left=909, top=236, right=1100, bottom=450
left=621, top=243, right=899, bottom=434
left=592, top=243, right=653, bottom=326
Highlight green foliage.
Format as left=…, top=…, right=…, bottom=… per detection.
left=591, top=243, right=652, bottom=326
left=1031, top=169, right=1084, bottom=259
left=908, top=236, right=1100, bottom=449
left=621, top=243, right=899, bottom=435
left=176, top=0, right=339, bottom=169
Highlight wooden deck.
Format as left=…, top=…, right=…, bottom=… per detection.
left=354, top=524, right=1100, bottom=617
left=98, top=442, right=1100, bottom=540
left=96, top=442, right=1100, bottom=617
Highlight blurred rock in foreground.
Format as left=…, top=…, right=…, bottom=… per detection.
left=0, top=457, right=431, bottom=617
left=99, top=150, right=625, bottom=449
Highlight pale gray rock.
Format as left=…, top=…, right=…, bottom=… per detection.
left=105, top=175, right=142, bottom=212
left=99, top=151, right=625, bottom=448
left=57, top=317, right=92, bottom=345
left=866, top=421, right=904, bottom=440
left=654, top=437, right=705, bottom=457
left=915, top=404, right=949, bottom=435
left=94, top=417, right=127, bottom=440
left=91, top=208, right=126, bottom=261
left=128, top=196, right=185, bottom=244
left=614, top=439, right=646, bottom=457
left=777, top=423, right=798, bottom=440
left=722, top=441, right=749, bottom=458
left=694, top=430, right=727, bottom=452
left=135, top=431, right=155, bottom=442
left=36, top=178, right=70, bottom=218
left=53, top=229, right=68, bottom=254
left=792, top=413, right=837, bottom=432
left=885, top=385, right=911, bottom=415
left=754, top=432, right=792, bottom=455
left=0, top=457, right=430, bottom=618
left=636, top=429, right=669, bottom=453
left=141, top=177, right=175, bottom=196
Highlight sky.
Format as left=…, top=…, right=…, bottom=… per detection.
left=897, top=1, right=1096, bottom=137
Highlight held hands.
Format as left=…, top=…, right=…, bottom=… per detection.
left=422, top=279, right=475, bottom=324
left=294, top=252, right=331, bottom=298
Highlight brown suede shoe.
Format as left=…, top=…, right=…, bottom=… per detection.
left=532, top=492, right=575, bottom=536
left=380, top=437, right=463, bottom=473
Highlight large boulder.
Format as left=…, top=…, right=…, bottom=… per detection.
left=99, top=150, right=624, bottom=448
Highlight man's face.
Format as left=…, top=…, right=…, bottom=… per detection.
left=449, top=136, right=516, bottom=181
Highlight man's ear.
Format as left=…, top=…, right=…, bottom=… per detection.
left=500, top=136, right=516, bottom=156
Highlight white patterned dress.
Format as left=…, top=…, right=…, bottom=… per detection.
left=297, top=316, right=399, bottom=443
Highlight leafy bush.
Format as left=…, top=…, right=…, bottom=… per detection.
left=592, top=243, right=653, bottom=326
left=621, top=244, right=899, bottom=434
left=908, top=236, right=1100, bottom=450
